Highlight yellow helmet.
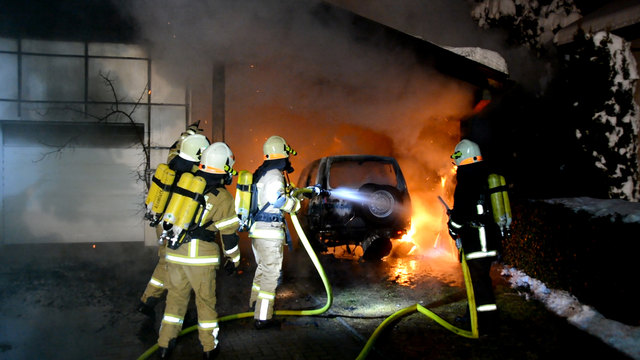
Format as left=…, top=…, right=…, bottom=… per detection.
left=451, top=139, right=483, bottom=166
left=199, top=142, right=236, bottom=175
left=263, top=135, right=297, bottom=160
left=179, top=134, right=209, bottom=162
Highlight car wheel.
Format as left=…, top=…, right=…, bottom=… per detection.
left=361, top=233, right=392, bottom=260
left=358, top=184, right=403, bottom=227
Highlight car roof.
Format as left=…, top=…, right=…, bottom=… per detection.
left=321, top=154, right=398, bottom=163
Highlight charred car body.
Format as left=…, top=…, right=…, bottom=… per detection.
left=297, top=155, right=411, bottom=260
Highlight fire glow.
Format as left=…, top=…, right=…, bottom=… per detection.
left=393, top=175, right=456, bottom=255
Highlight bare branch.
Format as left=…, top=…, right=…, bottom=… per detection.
left=35, top=71, right=152, bottom=189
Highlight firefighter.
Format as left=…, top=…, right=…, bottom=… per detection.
left=137, top=123, right=207, bottom=317
left=249, top=135, right=300, bottom=329
left=157, top=142, right=240, bottom=359
left=448, top=139, right=502, bottom=335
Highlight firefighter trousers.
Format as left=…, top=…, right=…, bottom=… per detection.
left=158, top=262, right=219, bottom=352
left=140, top=227, right=168, bottom=305
left=467, top=256, right=498, bottom=331
left=250, top=236, right=284, bottom=321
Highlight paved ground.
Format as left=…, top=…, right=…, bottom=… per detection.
left=0, top=236, right=635, bottom=360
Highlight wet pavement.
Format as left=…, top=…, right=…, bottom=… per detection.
left=0, top=236, right=634, bottom=360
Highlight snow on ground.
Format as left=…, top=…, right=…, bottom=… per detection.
left=544, top=197, right=640, bottom=223
left=505, top=197, right=640, bottom=360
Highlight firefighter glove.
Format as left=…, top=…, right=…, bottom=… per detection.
left=447, top=220, right=460, bottom=239
left=224, top=258, right=238, bottom=276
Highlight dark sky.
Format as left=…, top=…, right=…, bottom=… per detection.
left=0, top=0, right=137, bottom=42
left=0, top=0, right=617, bottom=43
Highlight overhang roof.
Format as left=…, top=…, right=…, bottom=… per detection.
left=315, top=2, right=510, bottom=90
left=555, top=0, right=640, bottom=45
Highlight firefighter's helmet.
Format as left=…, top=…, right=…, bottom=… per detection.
left=451, top=139, right=483, bottom=166
left=199, top=142, right=236, bottom=174
left=179, top=134, right=209, bottom=162
left=263, top=135, right=297, bottom=160
left=177, top=121, right=203, bottom=143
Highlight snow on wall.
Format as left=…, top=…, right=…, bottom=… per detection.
left=471, top=0, right=581, bottom=53
left=571, top=31, right=640, bottom=201
left=588, top=32, right=640, bottom=200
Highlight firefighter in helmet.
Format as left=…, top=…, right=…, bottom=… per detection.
left=249, top=135, right=300, bottom=329
left=138, top=123, right=207, bottom=317
left=157, top=142, right=240, bottom=359
left=448, top=139, right=502, bottom=335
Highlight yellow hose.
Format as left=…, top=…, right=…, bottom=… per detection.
left=136, top=213, right=333, bottom=360
left=355, top=252, right=478, bottom=360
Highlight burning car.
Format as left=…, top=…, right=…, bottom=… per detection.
left=296, top=155, right=412, bottom=260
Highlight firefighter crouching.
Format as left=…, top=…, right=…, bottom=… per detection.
left=138, top=124, right=207, bottom=317
left=157, top=142, right=240, bottom=359
left=448, top=139, right=509, bottom=336
left=248, top=135, right=300, bottom=330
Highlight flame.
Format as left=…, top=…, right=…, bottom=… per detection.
left=391, top=174, right=459, bottom=260
left=397, top=222, right=417, bottom=255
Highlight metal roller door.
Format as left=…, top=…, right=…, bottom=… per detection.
left=1, top=121, right=145, bottom=244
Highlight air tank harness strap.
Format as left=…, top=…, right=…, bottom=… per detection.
left=253, top=211, right=284, bottom=222
left=488, top=184, right=508, bottom=194
left=172, top=185, right=207, bottom=205
left=187, top=223, right=218, bottom=243
left=236, top=183, right=251, bottom=192
left=152, top=174, right=173, bottom=192
left=252, top=204, right=291, bottom=250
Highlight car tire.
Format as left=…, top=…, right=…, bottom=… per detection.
left=361, top=232, right=392, bottom=260
left=357, top=184, right=403, bottom=227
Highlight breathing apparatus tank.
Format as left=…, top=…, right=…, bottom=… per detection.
left=162, top=172, right=207, bottom=247
left=235, top=170, right=253, bottom=231
left=488, top=173, right=512, bottom=237
left=144, top=163, right=176, bottom=224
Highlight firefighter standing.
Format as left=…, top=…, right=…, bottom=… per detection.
left=448, top=139, right=502, bottom=335
left=157, top=142, right=240, bottom=359
left=138, top=124, right=206, bottom=317
left=248, top=135, right=300, bottom=329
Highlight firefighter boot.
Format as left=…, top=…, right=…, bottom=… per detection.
left=203, top=346, right=220, bottom=359
left=157, top=339, right=176, bottom=359
left=454, top=307, right=470, bottom=326
left=254, top=318, right=280, bottom=330
left=157, top=347, right=171, bottom=359
left=137, top=301, right=156, bottom=318
left=137, top=296, right=160, bottom=318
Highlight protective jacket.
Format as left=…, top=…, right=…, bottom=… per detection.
left=450, top=161, right=501, bottom=261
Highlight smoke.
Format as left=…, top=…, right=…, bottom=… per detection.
left=121, top=0, right=482, bottom=254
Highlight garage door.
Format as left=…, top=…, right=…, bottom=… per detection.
left=1, top=121, right=145, bottom=244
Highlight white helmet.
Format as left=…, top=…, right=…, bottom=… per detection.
left=451, top=139, right=483, bottom=166
left=263, top=135, right=296, bottom=160
left=179, top=134, right=209, bottom=162
left=199, top=142, right=236, bottom=174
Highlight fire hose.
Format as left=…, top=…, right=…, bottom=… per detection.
left=354, top=251, right=479, bottom=359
